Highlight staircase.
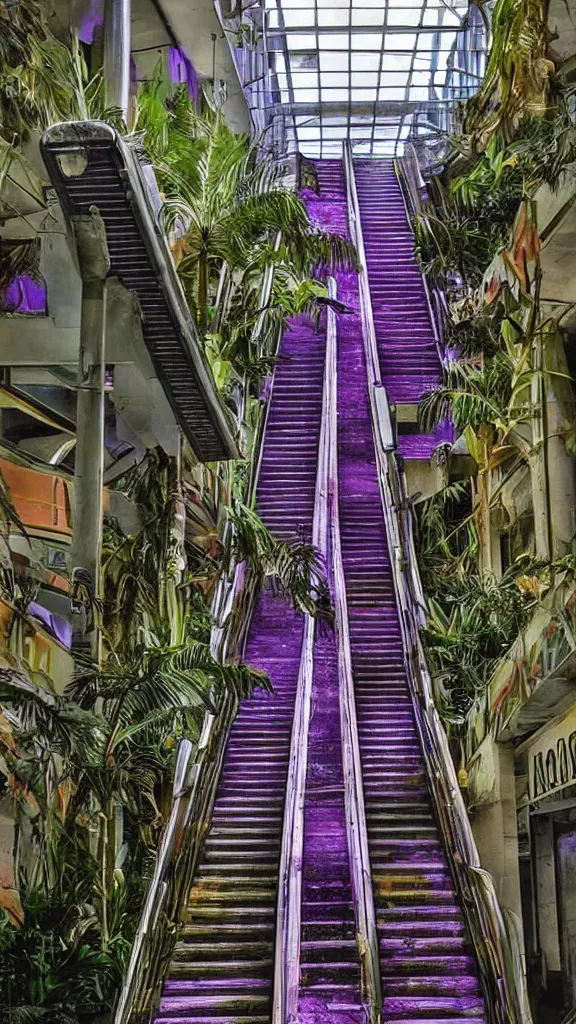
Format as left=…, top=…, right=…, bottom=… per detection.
left=353, top=159, right=451, bottom=460
left=154, top=315, right=326, bottom=1024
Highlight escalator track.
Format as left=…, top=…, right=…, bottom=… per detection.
left=150, top=154, right=517, bottom=1024
left=313, top=158, right=487, bottom=1024
left=154, top=317, right=326, bottom=1023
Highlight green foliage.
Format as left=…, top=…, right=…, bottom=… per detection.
left=0, top=891, right=124, bottom=1022
left=416, top=485, right=535, bottom=725
left=463, top=0, right=554, bottom=146
left=0, top=5, right=123, bottom=143
left=226, top=500, right=328, bottom=617
left=134, top=75, right=356, bottom=359
left=422, top=570, right=535, bottom=725
left=419, top=354, right=515, bottom=437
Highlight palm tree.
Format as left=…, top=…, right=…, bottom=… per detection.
left=134, top=81, right=356, bottom=336
left=0, top=642, right=267, bottom=1016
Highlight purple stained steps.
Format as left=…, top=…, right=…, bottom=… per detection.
left=154, top=155, right=482, bottom=1024
left=313, top=159, right=486, bottom=1024
left=154, top=314, right=327, bottom=1024
left=352, top=159, right=452, bottom=461
left=299, top=625, right=364, bottom=1024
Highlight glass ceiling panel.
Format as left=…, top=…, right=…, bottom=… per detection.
left=265, top=0, right=487, bottom=156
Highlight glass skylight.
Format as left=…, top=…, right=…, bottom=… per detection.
left=264, top=0, right=487, bottom=157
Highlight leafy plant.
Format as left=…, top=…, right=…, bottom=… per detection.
left=134, top=76, right=356, bottom=342
left=0, top=5, right=123, bottom=144
left=422, top=569, right=535, bottom=725
left=225, top=500, right=328, bottom=617
left=463, top=0, right=555, bottom=146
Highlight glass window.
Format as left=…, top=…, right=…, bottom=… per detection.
left=318, top=9, right=350, bottom=25
left=320, top=71, right=350, bottom=85
left=383, top=32, right=416, bottom=49
left=293, top=87, right=320, bottom=101
left=323, top=125, right=349, bottom=137
left=380, top=70, right=409, bottom=85
left=320, top=51, right=350, bottom=69
left=321, top=87, right=351, bottom=100
left=351, top=8, right=385, bottom=25
left=267, top=0, right=486, bottom=155
left=287, top=33, right=317, bottom=49
left=351, top=87, right=378, bottom=100
left=378, top=86, right=407, bottom=99
left=351, top=33, right=384, bottom=50
left=351, top=52, right=380, bottom=70
left=351, top=71, right=379, bottom=86
left=387, top=8, right=422, bottom=25
left=292, top=70, right=320, bottom=88
left=382, top=52, right=412, bottom=70
left=284, top=9, right=314, bottom=25
left=297, top=126, right=321, bottom=139
left=318, top=32, right=351, bottom=49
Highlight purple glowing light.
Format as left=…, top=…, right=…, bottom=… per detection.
left=77, top=0, right=104, bottom=45
left=28, top=602, right=72, bottom=649
left=2, top=276, right=47, bottom=315
left=168, top=47, right=199, bottom=105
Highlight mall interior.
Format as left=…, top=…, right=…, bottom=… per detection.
left=1, top=1, right=576, bottom=1022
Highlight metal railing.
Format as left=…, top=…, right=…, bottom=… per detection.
left=113, top=690, right=237, bottom=1024
left=343, top=140, right=532, bottom=1024
left=326, top=275, right=382, bottom=1023
left=273, top=277, right=336, bottom=1024
left=113, top=256, right=284, bottom=1022
left=395, top=148, right=455, bottom=355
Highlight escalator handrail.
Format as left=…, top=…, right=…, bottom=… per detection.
left=272, top=277, right=337, bottom=1024
left=326, top=275, right=383, bottom=1023
left=114, top=255, right=283, bottom=1023
left=343, top=141, right=532, bottom=1024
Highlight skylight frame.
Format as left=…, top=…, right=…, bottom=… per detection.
left=265, top=0, right=487, bottom=157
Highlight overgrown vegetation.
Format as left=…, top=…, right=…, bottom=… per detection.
left=412, top=0, right=576, bottom=728
left=134, top=73, right=356, bottom=425
left=0, top=0, right=124, bottom=144
left=0, top=8, right=352, bottom=1018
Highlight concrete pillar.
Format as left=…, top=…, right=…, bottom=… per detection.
left=470, top=743, right=525, bottom=950
left=530, top=362, right=552, bottom=561
left=555, top=828, right=576, bottom=1005
left=103, top=0, right=131, bottom=120
left=489, top=507, right=503, bottom=578
left=546, top=390, right=576, bottom=557
left=533, top=816, right=562, bottom=984
left=70, top=207, right=110, bottom=664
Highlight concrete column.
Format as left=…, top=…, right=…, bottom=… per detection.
left=555, top=828, right=576, bottom=1005
left=546, top=389, right=576, bottom=557
left=103, top=0, right=131, bottom=120
left=530, top=357, right=552, bottom=561
left=533, top=816, right=562, bottom=983
left=470, top=743, right=525, bottom=950
left=70, top=207, right=110, bottom=664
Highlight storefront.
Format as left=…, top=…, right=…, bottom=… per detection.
left=516, top=702, right=576, bottom=1019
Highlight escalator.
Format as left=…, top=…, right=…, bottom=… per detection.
left=351, top=159, right=451, bottom=460
left=144, top=154, right=528, bottom=1024
left=154, top=317, right=326, bottom=1023
left=315, top=157, right=485, bottom=1024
